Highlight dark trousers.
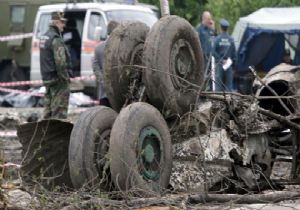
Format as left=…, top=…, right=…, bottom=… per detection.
left=215, top=65, right=233, bottom=92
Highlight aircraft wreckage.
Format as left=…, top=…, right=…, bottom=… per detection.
left=17, top=14, right=300, bottom=196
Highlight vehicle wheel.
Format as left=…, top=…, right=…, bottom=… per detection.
left=109, top=102, right=172, bottom=196
left=143, top=15, right=205, bottom=116
left=68, top=106, right=117, bottom=190
left=103, top=21, right=150, bottom=112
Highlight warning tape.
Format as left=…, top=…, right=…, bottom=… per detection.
left=0, top=86, right=99, bottom=105
left=0, top=74, right=99, bottom=109
left=0, top=80, right=42, bottom=87
left=0, top=162, right=21, bottom=169
left=71, top=74, right=96, bottom=82
left=0, top=32, right=33, bottom=42
left=0, top=75, right=96, bottom=87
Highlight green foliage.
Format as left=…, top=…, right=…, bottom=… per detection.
left=139, top=0, right=299, bottom=32
left=205, top=0, right=300, bottom=33
left=139, top=0, right=208, bottom=26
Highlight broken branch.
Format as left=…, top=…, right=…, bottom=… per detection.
left=189, top=191, right=300, bottom=204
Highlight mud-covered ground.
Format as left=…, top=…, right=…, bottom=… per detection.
left=1, top=107, right=300, bottom=210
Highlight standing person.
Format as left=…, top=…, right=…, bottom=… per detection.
left=196, top=11, right=217, bottom=90
left=196, top=11, right=216, bottom=67
left=213, top=18, right=236, bottom=92
left=92, top=20, right=119, bottom=107
left=40, top=12, right=71, bottom=119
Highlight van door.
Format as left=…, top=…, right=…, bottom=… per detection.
left=30, top=11, right=51, bottom=81
left=63, top=10, right=86, bottom=77
left=81, top=10, right=107, bottom=81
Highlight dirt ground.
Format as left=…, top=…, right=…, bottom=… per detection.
left=1, top=106, right=300, bottom=210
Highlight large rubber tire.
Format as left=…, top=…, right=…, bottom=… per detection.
left=103, top=21, right=150, bottom=112
left=109, top=102, right=172, bottom=196
left=68, top=106, right=117, bottom=190
left=143, top=15, right=205, bottom=116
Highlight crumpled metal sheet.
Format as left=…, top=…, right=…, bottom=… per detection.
left=170, top=160, right=232, bottom=192
left=171, top=128, right=273, bottom=191
left=253, top=63, right=300, bottom=90
left=171, top=129, right=236, bottom=192
left=233, top=102, right=278, bottom=134
left=254, top=63, right=300, bottom=116
left=173, top=102, right=212, bottom=141
left=233, top=133, right=272, bottom=189
left=17, top=119, right=74, bottom=189
left=173, top=129, right=238, bottom=161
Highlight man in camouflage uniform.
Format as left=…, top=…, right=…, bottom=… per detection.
left=40, top=12, right=71, bottom=119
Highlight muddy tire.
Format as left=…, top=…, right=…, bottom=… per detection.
left=68, top=106, right=117, bottom=190
left=109, top=102, right=172, bottom=196
left=103, top=21, right=150, bottom=112
left=143, top=15, right=204, bottom=115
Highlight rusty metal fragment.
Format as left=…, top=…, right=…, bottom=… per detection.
left=171, top=129, right=235, bottom=192
left=17, top=119, right=73, bottom=189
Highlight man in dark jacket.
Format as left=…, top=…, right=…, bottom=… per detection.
left=213, top=18, right=236, bottom=92
left=40, top=12, right=71, bottom=119
left=196, top=11, right=217, bottom=90
left=196, top=11, right=216, bottom=66
left=92, top=20, right=119, bottom=107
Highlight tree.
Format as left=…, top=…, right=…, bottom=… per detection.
left=205, top=0, right=300, bottom=33
left=139, top=0, right=299, bottom=32
left=139, top=0, right=208, bottom=26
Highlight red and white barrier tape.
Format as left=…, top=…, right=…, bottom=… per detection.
left=1, top=162, right=21, bottom=169
left=0, top=75, right=99, bottom=109
left=71, top=74, right=96, bottom=82
left=0, top=86, right=99, bottom=104
left=0, top=74, right=96, bottom=87
left=0, top=33, right=33, bottom=42
left=0, top=80, right=42, bottom=87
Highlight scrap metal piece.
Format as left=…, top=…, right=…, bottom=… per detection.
left=232, top=133, right=273, bottom=189
left=254, top=63, right=300, bottom=116
left=170, top=159, right=231, bottom=192
left=17, top=119, right=73, bottom=189
left=171, top=129, right=236, bottom=192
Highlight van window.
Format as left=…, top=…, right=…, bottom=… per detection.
left=106, top=10, right=157, bottom=27
left=88, top=12, right=106, bottom=41
left=36, top=13, right=51, bottom=38
left=10, top=5, right=26, bottom=24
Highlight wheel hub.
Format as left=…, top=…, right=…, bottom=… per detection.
left=127, top=43, right=145, bottom=103
left=138, top=126, right=163, bottom=181
left=94, top=129, right=110, bottom=174
left=143, top=144, right=155, bottom=163
left=170, top=38, right=196, bottom=89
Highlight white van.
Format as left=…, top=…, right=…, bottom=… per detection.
left=30, top=2, right=158, bottom=91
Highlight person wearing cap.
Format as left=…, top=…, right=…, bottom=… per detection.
left=213, top=18, right=236, bottom=92
left=92, top=20, right=119, bottom=107
left=39, top=11, right=72, bottom=119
